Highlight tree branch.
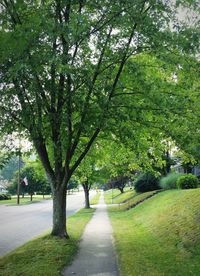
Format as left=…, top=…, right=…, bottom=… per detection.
left=70, top=128, right=101, bottom=176
left=69, top=27, right=113, bottom=160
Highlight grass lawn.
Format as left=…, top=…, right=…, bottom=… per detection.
left=0, top=195, right=52, bottom=205
left=109, top=189, right=200, bottom=276
left=104, top=187, right=135, bottom=204
left=90, top=192, right=101, bottom=205
left=109, top=190, right=159, bottom=211
left=0, top=208, right=95, bottom=276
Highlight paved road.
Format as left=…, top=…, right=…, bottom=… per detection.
left=0, top=191, right=95, bottom=256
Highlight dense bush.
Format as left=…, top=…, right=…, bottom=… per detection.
left=134, top=172, right=160, bottom=193
left=160, top=172, right=183, bottom=190
left=0, top=194, right=11, bottom=200
left=177, top=174, right=199, bottom=189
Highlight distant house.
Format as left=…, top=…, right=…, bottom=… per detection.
left=173, top=161, right=200, bottom=177
left=193, top=166, right=200, bottom=177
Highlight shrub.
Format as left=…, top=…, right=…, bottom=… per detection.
left=0, top=194, right=11, bottom=200
left=160, top=172, right=183, bottom=190
left=177, top=174, right=199, bottom=189
left=134, top=172, right=160, bottom=193
left=6, top=194, right=11, bottom=200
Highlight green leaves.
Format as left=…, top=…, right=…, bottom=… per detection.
left=0, top=0, right=199, bottom=184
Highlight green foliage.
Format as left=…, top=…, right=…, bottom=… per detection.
left=0, top=0, right=199, bottom=180
left=160, top=172, right=183, bottom=190
left=8, top=161, right=50, bottom=196
left=134, top=172, right=160, bottom=193
left=107, top=176, right=129, bottom=193
left=0, top=156, right=23, bottom=181
left=177, top=174, right=199, bottom=189
left=0, top=0, right=199, bottom=236
left=0, top=154, right=10, bottom=171
left=67, top=179, right=78, bottom=191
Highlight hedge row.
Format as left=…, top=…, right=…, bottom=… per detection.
left=0, top=194, right=12, bottom=200
left=134, top=172, right=199, bottom=193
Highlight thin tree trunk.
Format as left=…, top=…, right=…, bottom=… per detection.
left=166, top=150, right=171, bottom=174
left=30, top=194, right=33, bottom=201
left=51, top=186, right=69, bottom=238
left=83, top=184, right=90, bottom=208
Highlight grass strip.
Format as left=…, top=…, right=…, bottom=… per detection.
left=119, top=190, right=160, bottom=211
left=0, top=208, right=95, bottom=276
left=0, top=195, right=52, bottom=205
left=104, top=187, right=134, bottom=204
left=90, top=192, right=101, bottom=205
left=109, top=189, right=200, bottom=276
left=111, top=189, right=136, bottom=204
left=104, top=189, right=121, bottom=204
left=108, top=190, right=158, bottom=212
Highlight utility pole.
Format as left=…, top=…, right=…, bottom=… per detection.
left=17, top=136, right=21, bottom=205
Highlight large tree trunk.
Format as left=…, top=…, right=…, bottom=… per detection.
left=51, top=186, right=69, bottom=238
left=83, top=183, right=90, bottom=209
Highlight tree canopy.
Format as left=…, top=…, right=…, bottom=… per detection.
left=0, top=0, right=199, bottom=237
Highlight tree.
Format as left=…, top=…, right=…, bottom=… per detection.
left=27, top=159, right=52, bottom=197
left=107, top=176, right=130, bottom=193
left=162, top=55, right=200, bottom=165
left=0, top=156, right=23, bottom=181
left=67, top=179, right=78, bottom=193
left=9, top=161, right=50, bottom=200
left=74, top=149, right=105, bottom=208
left=0, top=0, right=199, bottom=238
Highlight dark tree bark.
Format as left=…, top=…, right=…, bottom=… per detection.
left=51, top=185, right=69, bottom=238
left=82, top=181, right=90, bottom=209
left=165, top=151, right=171, bottom=174
left=183, top=163, right=193, bottom=174
left=118, top=187, right=124, bottom=193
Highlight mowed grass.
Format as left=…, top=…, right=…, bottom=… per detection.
left=109, top=189, right=200, bottom=276
left=109, top=190, right=159, bottom=211
left=90, top=192, right=101, bottom=205
left=0, top=195, right=52, bottom=205
left=0, top=208, right=95, bottom=276
left=104, top=187, right=135, bottom=204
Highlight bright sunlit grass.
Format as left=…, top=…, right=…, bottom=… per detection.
left=109, top=189, right=200, bottom=276
left=109, top=190, right=159, bottom=212
left=90, top=192, right=101, bottom=205
left=104, top=187, right=135, bottom=204
left=0, top=195, right=52, bottom=205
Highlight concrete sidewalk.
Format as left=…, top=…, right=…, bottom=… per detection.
left=63, top=193, right=119, bottom=276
